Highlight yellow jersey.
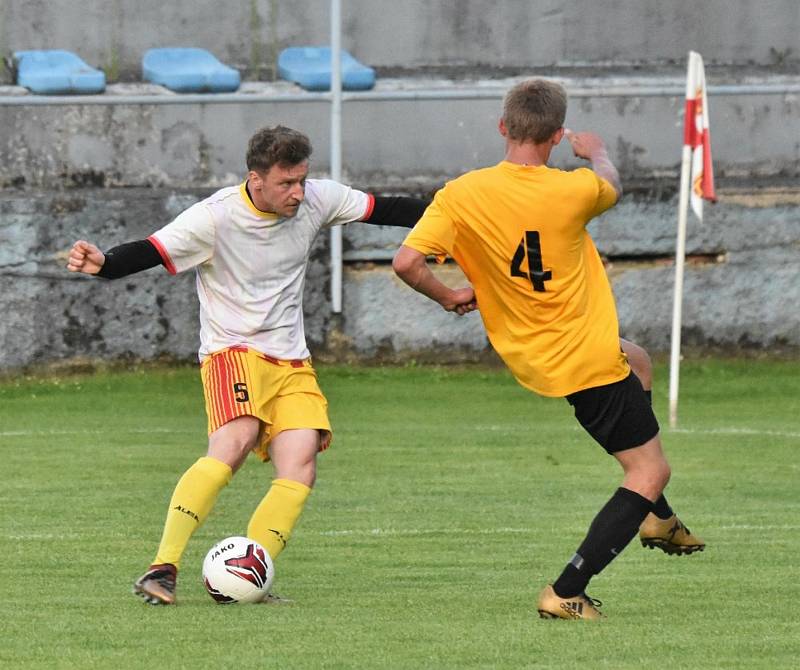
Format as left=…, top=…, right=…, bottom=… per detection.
left=402, top=161, right=629, bottom=397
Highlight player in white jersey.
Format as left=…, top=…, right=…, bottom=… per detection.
left=150, top=176, right=372, bottom=360
left=66, top=125, right=428, bottom=605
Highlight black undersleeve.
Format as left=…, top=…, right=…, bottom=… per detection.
left=364, top=195, right=429, bottom=228
left=96, top=239, right=163, bottom=279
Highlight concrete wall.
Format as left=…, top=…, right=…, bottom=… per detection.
left=2, top=186, right=797, bottom=372
left=1, top=0, right=798, bottom=78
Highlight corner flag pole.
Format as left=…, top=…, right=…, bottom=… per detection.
left=668, top=51, right=716, bottom=428
left=668, top=142, right=692, bottom=428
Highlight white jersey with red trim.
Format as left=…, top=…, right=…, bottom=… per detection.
left=149, top=179, right=372, bottom=361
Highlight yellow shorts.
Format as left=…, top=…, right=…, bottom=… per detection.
left=200, top=346, right=331, bottom=461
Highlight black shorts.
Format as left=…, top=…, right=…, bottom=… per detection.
left=565, top=372, right=660, bottom=454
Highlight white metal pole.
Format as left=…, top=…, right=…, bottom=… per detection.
left=668, top=143, right=692, bottom=428
left=330, top=0, right=344, bottom=313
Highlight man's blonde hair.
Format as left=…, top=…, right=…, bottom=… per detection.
left=502, top=79, right=567, bottom=144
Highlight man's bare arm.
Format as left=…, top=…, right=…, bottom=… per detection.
left=392, top=245, right=477, bottom=316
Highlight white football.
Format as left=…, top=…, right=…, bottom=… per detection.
left=202, top=536, right=275, bottom=604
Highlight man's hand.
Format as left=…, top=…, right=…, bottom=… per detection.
left=564, top=129, right=606, bottom=161
left=66, top=240, right=105, bottom=275
left=442, top=287, right=477, bottom=316
left=564, top=129, right=622, bottom=200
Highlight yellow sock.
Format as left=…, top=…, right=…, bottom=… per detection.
left=153, top=456, right=232, bottom=568
left=247, top=478, right=311, bottom=561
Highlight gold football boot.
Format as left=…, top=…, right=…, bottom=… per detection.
left=639, top=513, right=705, bottom=555
left=536, top=585, right=604, bottom=620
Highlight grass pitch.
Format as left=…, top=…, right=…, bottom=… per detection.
left=1, top=359, right=798, bottom=669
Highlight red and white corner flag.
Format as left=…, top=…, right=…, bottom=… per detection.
left=684, top=51, right=717, bottom=221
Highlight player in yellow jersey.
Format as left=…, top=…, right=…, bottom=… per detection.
left=393, top=79, right=703, bottom=620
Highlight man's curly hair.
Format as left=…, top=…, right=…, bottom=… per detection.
left=246, top=126, right=313, bottom=172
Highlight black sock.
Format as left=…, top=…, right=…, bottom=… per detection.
left=552, top=556, right=589, bottom=600
left=552, top=487, right=653, bottom=598
left=652, top=495, right=674, bottom=520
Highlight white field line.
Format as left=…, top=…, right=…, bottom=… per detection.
left=317, top=527, right=532, bottom=538
left=2, top=527, right=535, bottom=542
left=5, top=532, right=83, bottom=540
left=668, top=427, right=800, bottom=439
left=474, top=425, right=800, bottom=440
left=318, top=523, right=800, bottom=537
left=3, top=426, right=798, bottom=439
left=7, top=524, right=800, bottom=542
left=0, top=428, right=192, bottom=437
left=718, top=524, right=800, bottom=531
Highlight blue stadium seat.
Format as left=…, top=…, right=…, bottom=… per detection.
left=278, top=47, right=375, bottom=91
left=13, top=50, right=105, bottom=95
left=142, top=48, right=240, bottom=93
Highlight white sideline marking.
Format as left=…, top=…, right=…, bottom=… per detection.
left=2, top=528, right=533, bottom=541
left=318, top=527, right=532, bottom=538
left=7, top=524, right=798, bottom=543
left=317, top=523, right=800, bottom=538
left=6, top=532, right=81, bottom=540
left=477, top=425, right=800, bottom=440
left=4, top=426, right=798, bottom=440
left=718, top=524, right=800, bottom=531
left=668, top=427, right=800, bottom=440
left=0, top=428, right=192, bottom=437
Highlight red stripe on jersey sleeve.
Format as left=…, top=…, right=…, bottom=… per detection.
left=361, top=193, right=375, bottom=221
left=147, top=234, right=177, bottom=275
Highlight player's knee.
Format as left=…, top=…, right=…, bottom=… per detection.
left=276, top=460, right=316, bottom=488
left=621, top=450, right=671, bottom=498
left=270, top=429, right=319, bottom=487
left=207, top=416, right=261, bottom=469
left=642, top=457, right=671, bottom=496
left=227, top=424, right=261, bottom=453
left=641, top=449, right=671, bottom=487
